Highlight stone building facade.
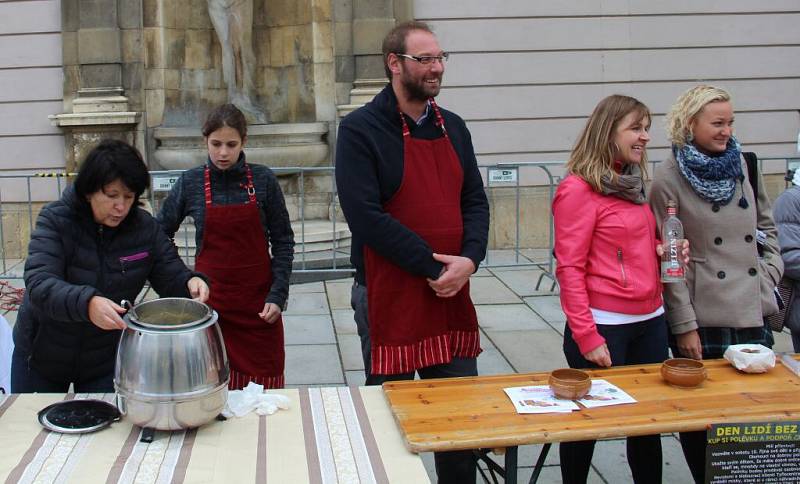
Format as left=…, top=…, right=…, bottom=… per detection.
left=0, top=0, right=798, bottom=254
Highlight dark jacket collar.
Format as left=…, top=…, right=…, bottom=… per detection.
left=372, top=84, right=438, bottom=131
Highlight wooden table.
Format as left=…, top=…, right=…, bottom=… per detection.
left=383, top=357, right=800, bottom=483
left=0, top=386, right=429, bottom=484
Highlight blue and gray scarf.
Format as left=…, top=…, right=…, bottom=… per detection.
left=674, top=136, right=748, bottom=208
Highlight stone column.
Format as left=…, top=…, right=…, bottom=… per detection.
left=335, top=0, right=413, bottom=118
left=51, top=0, right=142, bottom=172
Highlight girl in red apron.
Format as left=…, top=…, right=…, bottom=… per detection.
left=157, top=104, right=295, bottom=390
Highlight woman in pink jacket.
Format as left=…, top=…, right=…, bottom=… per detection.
left=553, top=95, right=686, bottom=484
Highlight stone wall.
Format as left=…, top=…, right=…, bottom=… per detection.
left=143, top=0, right=334, bottom=129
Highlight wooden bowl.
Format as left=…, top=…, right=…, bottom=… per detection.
left=549, top=368, right=592, bottom=399
left=661, top=358, right=707, bottom=388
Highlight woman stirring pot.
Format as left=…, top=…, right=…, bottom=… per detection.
left=11, top=140, right=209, bottom=393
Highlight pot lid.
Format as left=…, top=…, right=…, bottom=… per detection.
left=124, top=297, right=212, bottom=330
left=38, top=399, right=121, bottom=434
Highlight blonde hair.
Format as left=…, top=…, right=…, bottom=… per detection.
left=666, top=84, right=731, bottom=147
left=567, top=95, right=650, bottom=192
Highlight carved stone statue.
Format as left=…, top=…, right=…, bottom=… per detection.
left=207, top=0, right=267, bottom=123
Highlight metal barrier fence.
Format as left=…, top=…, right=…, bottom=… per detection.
left=479, top=156, right=800, bottom=291
left=0, top=157, right=797, bottom=287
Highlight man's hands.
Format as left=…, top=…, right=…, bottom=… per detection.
left=259, top=302, right=282, bottom=324
left=427, top=253, right=475, bottom=298
left=88, top=296, right=127, bottom=330
left=187, top=276, right=210, bottom=303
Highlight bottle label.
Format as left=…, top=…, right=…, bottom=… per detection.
left=661, top=261, right=685, bottom=280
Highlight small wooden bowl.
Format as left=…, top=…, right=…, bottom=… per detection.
left=549, top=368, right=592, bottom=399
left=661, top=358, right=707, bottom=388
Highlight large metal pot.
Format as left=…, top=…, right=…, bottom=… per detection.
left=114, top=298, right=229, bottom=430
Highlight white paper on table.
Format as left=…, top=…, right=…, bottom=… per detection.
left=576, top=379, right=637, bottom=408
left=503, top=385, right=580, bottom=414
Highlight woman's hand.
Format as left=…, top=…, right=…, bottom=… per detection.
left=187, top=277, right=209, bottom=303
left=656, top=239, right=690, bottom=265
left=259, top=303, right=282, bottom=324
left=675, top=330, right=703, bottom=360
left=583, top=343, right=612, bottom=367
left=88, top=296, right=127, bottom=330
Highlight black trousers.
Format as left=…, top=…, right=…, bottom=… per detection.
left=561, top=315, right=668, bottom=484
left=351, top=282, right=477, bottom=484
left=11, top=346, right=114, bottom=393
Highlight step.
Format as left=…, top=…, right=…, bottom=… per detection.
left=172, top=219, right=352, bottom=256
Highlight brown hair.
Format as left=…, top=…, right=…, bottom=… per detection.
left=567, top=95, right=651, bottom=192
left=381, top=21, right=434, bottom=79
left=202, top=103, right=247, bottom=139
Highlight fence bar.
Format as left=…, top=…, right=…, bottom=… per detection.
left=0, top=158, right=796, bottom=282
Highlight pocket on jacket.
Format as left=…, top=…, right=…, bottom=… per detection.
left=759, top=260, right=780, bottom=317
left=106, top=251, right=152, bottom=283
left=616, top=248, right=628, bottom=288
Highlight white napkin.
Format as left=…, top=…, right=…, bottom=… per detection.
left=723, top=344, right=776, bottom=373
left=222, top=382, right=291, bottom=418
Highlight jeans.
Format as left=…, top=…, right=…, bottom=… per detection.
left=561, top=314, right=668, bottom=484
left=351, top=281, right=478, bottom=484
left=10, top=347, right=114, bottom=393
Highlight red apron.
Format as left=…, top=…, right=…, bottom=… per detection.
left=195, top=164, right=285, bottom=389
left=363, top=100, right=481, bottom=375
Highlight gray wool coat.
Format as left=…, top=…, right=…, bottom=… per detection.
left=649, top=153, right=783, bottom=336
left=773, top=184, right=800, bottom=332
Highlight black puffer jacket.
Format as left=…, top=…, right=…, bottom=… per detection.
left=13, top=186, right=201, bottom=384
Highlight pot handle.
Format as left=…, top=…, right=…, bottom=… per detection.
left=120, top=300, right=132, bottom=313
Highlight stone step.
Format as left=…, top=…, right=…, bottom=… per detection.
left=172, top=219, right=351, bottom=256
left=337, top=79, right=387, bottom=118
left=353, top=78, right=386, bottom=88
left=349, top=88, right=381, bottom=105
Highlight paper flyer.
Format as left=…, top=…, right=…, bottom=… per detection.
left=576, top=379, right=637, bottom=408
left=503, top=385, right=580, bottom=414
left=504, top=379, right=637, bottom=414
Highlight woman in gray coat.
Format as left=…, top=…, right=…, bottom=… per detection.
left=773, top=169, right=800, bottom=352
left=649, top=85, right=783, bottom=484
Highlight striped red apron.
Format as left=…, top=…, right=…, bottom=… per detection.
left=195, top=164, right=285, bottom=389
left=363, top=100, right=481, bottom=375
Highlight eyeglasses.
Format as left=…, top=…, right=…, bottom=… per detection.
left=395, top=52, right=449, bottom=65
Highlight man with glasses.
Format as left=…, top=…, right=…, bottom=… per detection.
left=335, top=21, right=489, bottom=483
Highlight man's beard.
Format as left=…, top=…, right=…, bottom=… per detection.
left=401, top=71, right=441, bottom=102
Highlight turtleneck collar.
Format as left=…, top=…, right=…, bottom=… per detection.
left=206, top=151, right=247, bottom=174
